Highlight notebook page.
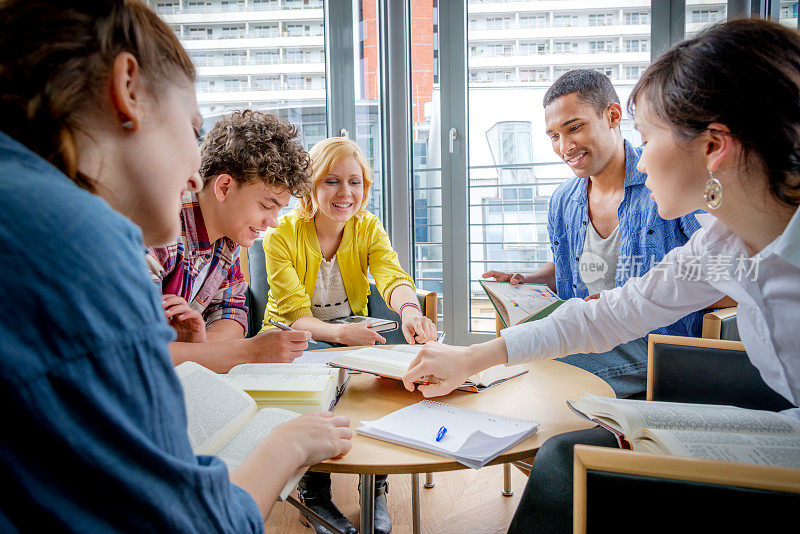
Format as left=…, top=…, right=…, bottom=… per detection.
left=360, top=401, right=535, bottom=453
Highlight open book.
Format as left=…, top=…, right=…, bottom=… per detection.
left=358, top=400, right=539, bottom=468
left=569, top=393, right=800, bottom=468
left=327, top=345, right=528, bottom=392
left=225, top=363, right=348, bottom=413
left=326, top=315, right=398, bottom=333
left=175, top=361, right=307, bottom=500
left=480, top=280, right=564, bottom=328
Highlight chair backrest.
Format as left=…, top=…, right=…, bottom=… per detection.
left=646, top=334, right=793, bottom=411
left=366, top=281, right=438, bottom=345
left=574, top=445, right=800, bottom=534
left=244, top=238, right=269, bottom=338
left=701, top=306, right=740, bottom=340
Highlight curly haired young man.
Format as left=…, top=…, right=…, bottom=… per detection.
left=147, top=110, right=315, bottom=372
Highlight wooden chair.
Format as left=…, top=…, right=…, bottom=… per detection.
left=572, top=334, right=799, bottom=532
left=573, top=445, right=800, bottom=534
left=701, top=306, right=739, bottom=340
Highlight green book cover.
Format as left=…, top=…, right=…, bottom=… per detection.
left=479, top=280, right=564, bottom=328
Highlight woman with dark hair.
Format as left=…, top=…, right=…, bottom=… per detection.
left=400, top=18, right=800, bottom=533
left=0, top=0, right=351, bottom=530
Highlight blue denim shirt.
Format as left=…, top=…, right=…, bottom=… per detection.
left=547, top=140, right=704, bottom=338
left=0, top=132, right=263, bottom=532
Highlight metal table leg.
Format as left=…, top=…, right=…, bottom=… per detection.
left=423, top=472, right=435, bottom=488
left=502, top=463, right=514, bottom=496
left=411, top=473, right=421, bottom=534
left=359, top=474, right=375, bottom=533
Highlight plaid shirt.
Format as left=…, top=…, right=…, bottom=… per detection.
left=146, top=192, right=248, bottom=333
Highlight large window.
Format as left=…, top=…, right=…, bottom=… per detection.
left=462, top=0, right=652, bottom=334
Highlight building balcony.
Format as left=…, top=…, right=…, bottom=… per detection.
left=160, top=7, right=323, bottom=25
left=195, top=87, right=325, bottom=103
left=195, top=62, right=324, bottom=76
left=180, top=35, right=323, bottom=50
left=467, top=23, right=651, bottom=41
left=468, top=50, right=648, bottom=68
left=466, top=0, right=650, bottom=15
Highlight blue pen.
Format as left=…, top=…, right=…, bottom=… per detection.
left=435, top=426, right=447, bottom=442
left=268, top=318, right=318, bottom=344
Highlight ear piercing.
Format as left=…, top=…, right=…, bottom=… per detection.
left=703, top=170, right=723, bottom=210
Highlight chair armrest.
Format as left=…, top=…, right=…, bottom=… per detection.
left=573, top=445, right=800, bottom=534
left=701, top=306, right=738, bottom=339
left=415, top=288, right=437, bottom=324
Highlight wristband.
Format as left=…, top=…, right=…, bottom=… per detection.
left=399, top=302, right=422, bottom=317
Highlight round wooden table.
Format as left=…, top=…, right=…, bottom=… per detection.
left=298, top=346, right=614, bottom=534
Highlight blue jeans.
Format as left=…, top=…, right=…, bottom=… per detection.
left=554, top=337, right=649, bottom=398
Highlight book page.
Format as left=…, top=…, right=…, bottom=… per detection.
left=575, top=394, right=800, bottom=437
left=293, top=350, right=357, bottom=364
left=224, top=373, right=332, bottom=393
left=637, top=428, right=800, bottom=468
left=480, top=281, right=560, bottom=325
left=175, top=362, right=257, bottom=455
left=228, top=362, right=338, bottom=376
left=470, top=364, right=528, bottom=387
left=214, top=407, right=298, bottom=468
left=329, top=347, right=415, bottom=378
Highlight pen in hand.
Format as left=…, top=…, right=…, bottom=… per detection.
left=267, top=318, right=318, bottom=344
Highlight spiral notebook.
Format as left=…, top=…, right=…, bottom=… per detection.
left=357, top=400, right=539, bottom=469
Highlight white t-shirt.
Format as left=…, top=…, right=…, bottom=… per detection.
left=310, top=254, right=353, bottom=321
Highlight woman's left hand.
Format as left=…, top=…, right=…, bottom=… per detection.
left=400, top=309, right=437, bottom=344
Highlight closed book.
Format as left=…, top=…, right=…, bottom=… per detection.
left=325, top=315, right=398, bottom=332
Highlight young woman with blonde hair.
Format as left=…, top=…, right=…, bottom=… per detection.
left=262, top=136, right=436, bottom=534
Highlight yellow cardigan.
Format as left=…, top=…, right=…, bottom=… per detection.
left=259, top=210, right=416, bottom=332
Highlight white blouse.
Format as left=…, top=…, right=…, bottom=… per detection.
left=502, top=210, right=800, bottom=419
left=310, top=254, right=353, bottom=321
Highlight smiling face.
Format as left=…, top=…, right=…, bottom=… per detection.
left=634, top=99, right=709, bottom=220
left=313, top=155, right=365, bottom=227
left=544, top=92, right=621, bottom=179
left=215, top=179, right=291, bottom=247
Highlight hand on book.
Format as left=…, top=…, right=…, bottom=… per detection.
left=482, top=270, right=525, bottom=285
left=401, top=313, right=437, bottom=345
left=271, top=411, right=354, bottom=466
left=162, top=294, right=207, bottom=343
left=401, top=343, right=474, bottom=397
left=249, top=328, right=311, bottom=363
left=337, top=322, right=387, bottom=346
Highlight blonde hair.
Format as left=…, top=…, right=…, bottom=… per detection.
left=296, top=137, right=373, bottom=220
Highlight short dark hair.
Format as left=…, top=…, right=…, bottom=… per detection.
left=199, top=110, right=312, bottom=197
left=543, top=69, right=620, bottom=115
left=629, top=18, right=800, bottom=207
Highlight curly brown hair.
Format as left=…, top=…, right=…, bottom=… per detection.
left=199, top=110, right=312, bottom=196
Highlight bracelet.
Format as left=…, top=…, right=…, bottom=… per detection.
left=399, top=302, right=422, bottom=317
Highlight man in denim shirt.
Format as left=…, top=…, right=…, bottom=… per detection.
left=484, top=69, right=732, bottom=398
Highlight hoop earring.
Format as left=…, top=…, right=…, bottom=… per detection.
left=703, top=170, right=723, bottom=210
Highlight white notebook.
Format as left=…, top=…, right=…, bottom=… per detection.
left=357, top=400, right=539, bottom=469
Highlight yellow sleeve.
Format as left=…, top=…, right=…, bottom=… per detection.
left=365, top=216, right=416, bottom=305
left=260, top=228, right=313, bottom=332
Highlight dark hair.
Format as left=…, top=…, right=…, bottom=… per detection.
left=543, top=69, right=620, bottom=115
left=199, top=110, right=312, bottom=197
left=628, top=18, right=800, bottom=207
left=0, top=0, right=195, bottom=191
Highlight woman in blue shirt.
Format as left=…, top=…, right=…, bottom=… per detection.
left=0, top=1, right=351, bottom=530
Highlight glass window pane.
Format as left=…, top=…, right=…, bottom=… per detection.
left=355, top=0, right=384, bottom=223
left=780, top=1, right=799, bottom=28
left=685, top=1, right=728, bottom=39
left=466, top=0, right=651, bottom=333
left=148, top=0, right=327, bottom=216
left=410, top=0, right=443, bottom=327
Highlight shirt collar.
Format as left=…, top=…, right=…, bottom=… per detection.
left=181, top=191, right=214, bottom=256
left=623, top=140, right=647, bottom=188
left=577, top=139, right=645, bottom=204
left=763, top=206, right=800, bottom=269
